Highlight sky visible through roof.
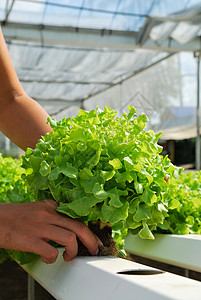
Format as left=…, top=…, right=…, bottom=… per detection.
left=1, top=0, right=201, bottom=30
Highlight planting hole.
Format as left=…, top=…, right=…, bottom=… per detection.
left=117, top=269, right=164, bottom=275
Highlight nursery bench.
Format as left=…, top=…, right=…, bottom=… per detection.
left=21, top=234, right=201, bottom=300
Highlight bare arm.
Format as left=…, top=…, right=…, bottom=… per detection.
left=0, top=27, right=52, bottom=150
left=0, top=28, right=101, bottom=262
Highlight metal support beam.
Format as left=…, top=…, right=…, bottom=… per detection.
left=136, top=16, right=159, bottom=45
left=36, top=99, right=83, bottom=107
left=2, top=21, right=201, bottom=52
left=4, top=0, right=15, bottom=24
left=194, top=51, right=201, bottom=170
left=27, top=275, right=35, bottom=300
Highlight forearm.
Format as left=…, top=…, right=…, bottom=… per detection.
left=0, top=27, right=52, bottom=150
left=0, top=92, right=52, bottom=150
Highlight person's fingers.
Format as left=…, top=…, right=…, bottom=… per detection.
left=41, top=257, right=54, bottom=264
left=31, top=239, right=59, bottom=264
left=75, top=219, right=104, bottom=249
left=0, top=201, right=102, bottom=264
left=10, top=200, right=102, bottom=261
left=34, top=200, right=101, bottom=255
left=36, top=201, right=101, bottom=255
left=40, top=225, right=79, bottom=262
left=48, top=214, right=101, bottom=255
left=63, top=239, right=78, bottom=262
left=92, top=232, right=103, bottom=248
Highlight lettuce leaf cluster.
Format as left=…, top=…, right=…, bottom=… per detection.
left=22, top=106, right=179, bottom=245
left=164, top=171, right=201, bottom=235
left=0, top=154, right=34, bottom=205
left=0, top=154, right=22, bottom=200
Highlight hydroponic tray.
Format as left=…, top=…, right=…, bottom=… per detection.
left=125, top=234, right=201, bottom=273
left=21, top=248, right=201, bottom=300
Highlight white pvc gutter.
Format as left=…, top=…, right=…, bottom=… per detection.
left=125, top=234, right=201, bottom=273
left=21, top=247, right=201, bottom=300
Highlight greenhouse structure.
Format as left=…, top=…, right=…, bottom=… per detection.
left=1, top=1, right=201, bottom=299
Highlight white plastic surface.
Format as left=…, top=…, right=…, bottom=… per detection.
left=21, top=248, right=201, bottom=300
left=125, top=234, right=201, bottom=272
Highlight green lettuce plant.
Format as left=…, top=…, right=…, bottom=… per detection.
left=21, top=106, right=180, bottom=251
left=163, top=171, right=201, bottom=235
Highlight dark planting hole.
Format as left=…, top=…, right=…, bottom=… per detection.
left=117, top=269, right=164, bottom=275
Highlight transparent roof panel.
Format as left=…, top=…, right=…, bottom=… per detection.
left=6, top=0, right=45, bottom=24
left=1, top=0, right=201, bottom=31
left=0, top=1, right=6, bottom=20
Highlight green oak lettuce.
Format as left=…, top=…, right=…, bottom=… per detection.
left=163, top=171, right=201, bottom=235
left=0, top=154, right=22, bottom=200
left=0, top=154, right=34, bottom=205
left=22, top=106, right=180, bottom=245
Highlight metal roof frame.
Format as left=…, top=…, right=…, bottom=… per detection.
left=4, top=0, right=15, bottom=24
left=2, top=21, right=201, bottom=53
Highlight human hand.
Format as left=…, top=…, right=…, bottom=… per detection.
left=0, top=200, right=102, bottom=264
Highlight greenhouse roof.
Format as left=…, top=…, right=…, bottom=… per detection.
left=1, top=0, right=201, bottom=118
